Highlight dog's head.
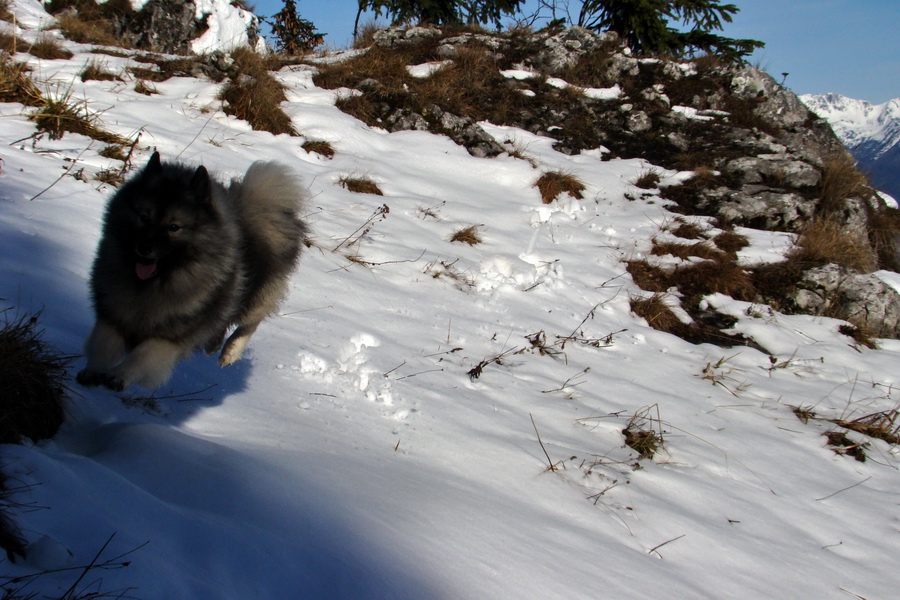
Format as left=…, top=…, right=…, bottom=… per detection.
left=113, top=152, right=218, bottom=281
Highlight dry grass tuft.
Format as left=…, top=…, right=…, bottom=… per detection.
left=818, top=154, right=871, bottom=214
left=790, top=217, right=877, bottom=273
left=0, top=311, right=70, bottom=446
left=0, top=53, right=43, bottom=106
left=632, top=169, right=661, bottom=190
left=219, top=47, right=297, bottom=136
left=55, top=10, right=123, bottom=47
left=622, top=405, right=665, bottom=461
left=835, top=409, right=899, bottom=446
left=630, top=294, right=682, bottom=334
left=339, top=175, right=383, bottom=195
left=823, top=430, right=868, bottom=462
left=302, top=139, right=335, bottom=158
left=29, top=84, right=130, bottom=145
left=353, top=20, right=382, bottom=49
left=28, top=34, right=74, bottom=60
left=134, top=78, right=158, bottom=95
left=0, top=30, right=29, bottom=53
left=450, top=225, right=482, bottom=245
left=867, top=207, right=900, bottom=271
left=80, top=59, right=121, bottom=82
left=534, top=171, right=585, bottom=204
left=837, top=323, right=878, bottom=349
left=669, top=219, right=706, bottom=240
left=651, top=239, right=725, bottom=261
left=712, top=230, right=750, bottom=255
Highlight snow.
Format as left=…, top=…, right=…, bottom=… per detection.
left=500, top=70, right=624, bottom=100
left=1, top=9, right=900, bottom=600
left=191, top=0, right=263, bottom=54
left=407, top=61, right=452, bottom=78
left=801, top=92, right=900, bottom=157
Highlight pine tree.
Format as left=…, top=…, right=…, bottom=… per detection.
left=358, top=0, right=524, bottom=28
left=267, top=0, right=324, bottom=55
left=577, top=0, right=763, bottom=62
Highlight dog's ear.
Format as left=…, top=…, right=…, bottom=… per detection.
left=189, top=165, right=211, bottom=202
left=146, top=151, right=162, bottom=175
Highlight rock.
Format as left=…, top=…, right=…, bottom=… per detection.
left=530, top=27, right=618, bottom=73
left=725, top=156, right=821, bottom=188
left=374, top=26, right=442, bottom=48
left=716, top=188, right=816, bottom=231
left=793, top=265, right=900, bottom=338
left=626, top=111, right=652, bottom=133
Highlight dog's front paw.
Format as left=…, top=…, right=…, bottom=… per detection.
left=76, top=369, right=125, bottom=392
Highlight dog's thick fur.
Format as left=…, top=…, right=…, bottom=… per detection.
left=77, top=152, right=308, bottom=391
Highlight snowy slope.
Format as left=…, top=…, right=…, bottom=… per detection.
left=801, top=92, right=900, bottom=199
left=1, top=10, right=899, bottom=600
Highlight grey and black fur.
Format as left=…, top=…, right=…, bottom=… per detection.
left=77, top=151, right=308, bottom=391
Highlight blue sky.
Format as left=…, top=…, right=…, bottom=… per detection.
left=252, top=1, right=899, bottom=103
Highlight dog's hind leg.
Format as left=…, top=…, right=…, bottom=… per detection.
left=219, top=322, right=259, bottom=367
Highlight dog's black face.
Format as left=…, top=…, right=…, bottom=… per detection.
left=109, top=152, right=217, bottom=281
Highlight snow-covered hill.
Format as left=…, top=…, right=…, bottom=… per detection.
left=1, top=5, right=899, bottom=600
left=801, top=92, right=900, bottom=199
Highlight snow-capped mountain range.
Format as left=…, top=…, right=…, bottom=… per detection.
left=801, top=93, right=900, bottom=200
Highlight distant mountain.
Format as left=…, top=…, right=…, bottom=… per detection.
left=801, top=93, right=900, bottom=201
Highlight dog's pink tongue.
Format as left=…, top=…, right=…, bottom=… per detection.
left=135, top=261, right=157, bottom=280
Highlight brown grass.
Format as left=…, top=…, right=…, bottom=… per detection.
left=353, top=20, right=382, bottom=49
left=219, top=47, right=297, bottom=136
left=790, top=217, right=876, bottom=273
left=838, top=323, right=878, bottom=349
left=0, top=30, right=29, bottom=53
left=55, top=11, right=123, bottom=47
left=823, top=430, right=867, bottom=462
left=450, top=225, right=482, bottom=245
left=28, top=34, right=74, bottom=60
left=835, top=409, right=899, bottom=445
left=867, top=207, right=900, bottom=271
left=0, top=312, right=69, bottom=445
left=134, top=78, right=158, bottom=95
left=534, top=171, right=585, bottom=204
left=302, top=139, right=335, bottom=158
left=712, top=230, right=750, bottom=255
left=818, top=154, right=871, bottom=214
left=632, top=169, right=662, bottom=190
left=80, top=59, right=121, bottom=82
left=339, top=175, right=383, bottom=195
left=0, top=53, right=43, bottom=106
left=30, top=86, right=130, bottom=145
left=630, top=294, right=682, bottom=333
left=669, top=219, right=706, bottom=240
left=651, top=239, right=725, bottom=261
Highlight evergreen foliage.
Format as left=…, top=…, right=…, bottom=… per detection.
left=576, top=0, right=763, bottom=61
left=266, top=0, right=324, bottom=55
left=359, top=0, right=524, bottom=27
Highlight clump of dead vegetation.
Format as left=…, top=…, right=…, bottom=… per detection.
left=0, top=311, right=70, bottom=446
left=450, top=225, right=482, bottom=245
left=219, top=47, right=297, bottom=136
left=302, top=139, right=335, bottom=158
left=534, top=171, right=585, bottom=204
left=338, top=175, right=383, bottom=195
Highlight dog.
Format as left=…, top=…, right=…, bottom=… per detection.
left=77, top=151, right=308, bottom=391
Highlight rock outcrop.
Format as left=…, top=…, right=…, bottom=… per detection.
left=320, top=25, right=900, bottom=340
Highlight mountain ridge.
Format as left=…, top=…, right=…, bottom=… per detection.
left=801, top=92, right=900, bottom=199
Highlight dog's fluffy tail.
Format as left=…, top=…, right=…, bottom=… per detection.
left=234, top=161, right=309, bottom=254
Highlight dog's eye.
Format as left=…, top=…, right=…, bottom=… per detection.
left=137, top=213, right=150, bottom=225
left=167, top=224, right=182, bottom=233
